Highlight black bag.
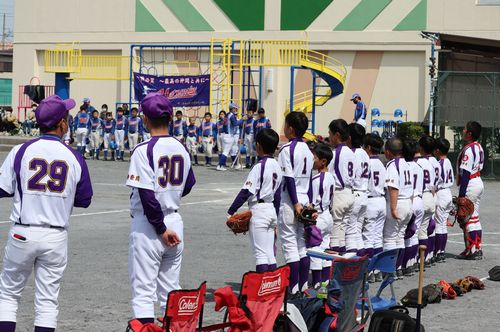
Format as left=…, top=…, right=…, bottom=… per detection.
left=489, top=266, right=500, bottom=281
left=368, top=306, right=425, bottom=332
left=23, top=77, right=46, bottom=104
left=401, top=284, right=441, bottom=308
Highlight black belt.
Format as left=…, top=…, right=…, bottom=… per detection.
left=15, top=221, right=65, bottom=230
left=129, top=131, right=136, bottom=134
left=258, top=199, right=265, bottom=203
left=416, top=194, right=422, bottom=198
left=203, top=135, right=213, bottom=138
left=368, top=195, right=382, bottom=198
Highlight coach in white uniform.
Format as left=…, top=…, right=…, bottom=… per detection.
left=0, top=95, right=93, bottom=332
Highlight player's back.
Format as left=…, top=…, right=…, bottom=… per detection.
left=429, top=156, right=442, bottom=188
left=439, top=158, right=454, bottom=189
left=278, top=139, right=313, bottom=202
left=408, top=160, right=424, bottom=197
left=416, top=157, right=435, bottom=192
left=352, top=148, right=370, bottom=191
left=460, top=142, right=484, bottom=175
left=386, top=158, right=413, bottom=199
left=368, top=157, right=386, bottom=197
left=247, top=157, right=282, bottom=205
left=328, top=144, right=355, bottom=189
left=312, top=172, right=335, bottom=212
left=128, top=136, right=195, bottom=214
left=1, top=135, right=92, bottom=228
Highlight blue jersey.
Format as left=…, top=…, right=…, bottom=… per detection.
left=127, top=116, right=143, bottom=134
left=88, top=116, right=102, bottom=133
left=186, top=124, right=198, bottom=138
left=217, top=118, right=227, bottom=135
left=354, top=101, right=366, bottom=121
left=102, top=119, right=116, bottom=135
left=254, top=117, right=272, bottom=138
left=74, top=112, right=90, bottom=130
left=115, top=115, right=127, bottom=131
left=243, top=117, right=255, bottom=135
left=200, top=121, right=216, bottom=137
left=170, top=119, right=187, bottom=137
left=227, top=112, right=240, bottom=136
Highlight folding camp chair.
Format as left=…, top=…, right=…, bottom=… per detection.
left=202, top=265, right=290, bottom=332
left=356, top=249, right=399, bottom=317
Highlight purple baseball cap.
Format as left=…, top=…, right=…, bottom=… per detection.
left=350, top=93, right=361, bottom=100
left=140, top=92, right=173, bottom=119
left=35, top=95, right=76, bottom=129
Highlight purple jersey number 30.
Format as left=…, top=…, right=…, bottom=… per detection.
left=158, top=155, right=184, bottom=187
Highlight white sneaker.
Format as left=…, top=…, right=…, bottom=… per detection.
left=219, top=166, right=227, bottom=171
left=216, top=165, right=221, bottom=171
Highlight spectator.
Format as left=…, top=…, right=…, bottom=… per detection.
left=100, top=104, right=108, bottom=120
left=3, top=108, right=20, bottom=133
left=122, top=103, right=130, bottom=116
left=22, top=104, right=37, bottom=136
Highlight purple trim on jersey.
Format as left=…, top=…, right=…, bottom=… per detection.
left=440, top=159, right=445, bottom=182
left=14, top=138, right=41, bottom=204
left=40, top=134, right=62, bottom=141
left=370, top=156, right=379, bottom=159
left=228, top=189, right=252, bottom=215
left=307, top=173, right=313, bottom=204
left=273, top=185, right=281, bottom=215
left=334, top=144, right=344, bottom=188
left=60, top=140, right=93, bottom=208
left=146, top=137, right=160, bottom=170
left=459, top=169, right=470, bottom=197
left=284, top=176, right=298, bottom=205
left=182, top=168, right=196, bottom=197
left=394, top=157, right=400, bottom=173
left=256, top=157, right=268, bottom=200
left=0, top=187, right=13, bottom=198
left=288, top=139, right=301, bottom=169
left=138, top=188, right=167, bottom=235
left=318, top=172, right=325, bottom=212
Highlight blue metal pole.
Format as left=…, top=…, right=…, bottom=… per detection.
left=312, top=71, right=317, bottom=134
left=290, top=66, right=295, bottom=113
left=258, top=65, right=263, bottom=109
left=246, top=41, right=251, bottom=111
left=129, top=45, right=134, bottom=108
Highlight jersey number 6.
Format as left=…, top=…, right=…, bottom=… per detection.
left=158, top=155, right=184, bottom=187
left=27, top=158, right=68, bottom=193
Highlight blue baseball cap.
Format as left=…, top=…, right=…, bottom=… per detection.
left=140, top=92, right=173, bottom=119
left=83, top=97, right=90, bottom=103
left=229, top=102, right=239, bottom=110
left=350, top=93, right=361, bottom=100
left=36, top=95, right=75, bottom=129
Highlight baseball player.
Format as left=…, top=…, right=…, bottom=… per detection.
left=115, top=107, right=127, bottom=161
left=227, top=128, right=282, bottom=273
left=0, top=95, right=93, bottom=332
left=127, top=107, right=143, bottom=155
left=433, top=138, right=454, bottom=262
left=62, top=113, right=73, bottom=145
left=216, top=110, right=227, bottom=163
left=363, top=134, right=386, bottom=283
left=415, top=136, right=436, bottom=264
left=82, top=97, right=96, bottom=114
left=350, top=93, right=367, bottom=128
left=140, top=114, right=151, bottom=141
left=310, top=143, right=335, bottom=288
left=199, top=112, right=217, bottom=167
left=242, top=109, right=256, bottom=168
left=217, top=104, right=240, bottom=171
left=278, top=112, right=314, bottom=297
left=185, top=117, right=199, bottom=166
left=127, top=92, right=196, bottom=324
left=456, top=121, right=484, bottom=260
left=327, top=119, right=355, bottom=254
left=401, top=139, right=424, bottom=277
left=101, top=111, right=116, bottom=161
left=383, top=138, right=413, bottom=251
left=73, top=105, right=90, bottom=157
left=346, top=123, right=369, bottom=256
left=253, top=108, right=272, bottom=140
left=170, top=110, right=187, bottom=143
left=88, top=109, right=103, bottom=160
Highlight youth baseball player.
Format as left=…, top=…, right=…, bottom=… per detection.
left=253, top=107, right=272, bottom=139
left=73, top=105, right=90, bottom=156
left=327, top=119, right=355, bottom=253
left=227, top=128, right=282, bottom=273
left=0, top=95, right=93, bottom=332
left=456, top=121, right=484, bottom=260
left=127, top=107, right=143, bottom=154
left=433, top=138, right=454, bottom=262
left=62, top=114, right=73, bottom=145
left=140, top=114, right=151, bottom=141
left=102, top=112, right=116, bottom=161
left=88, top=109, right=103, bottom=160
left=350, top=93, right=367, bottom=128
left=127, top=92, right=196, bottom=323
left=185, top=117, right=199, bottom=166
left=199, top=112, right=217, bottom=166
left=383, top=138, right=413, bottom=251
left=216, top=110, right=227, bottom=164
left=115, top=107, right=127, bottom=161
left=242, top=109, right=256, bottom=168
left=217, top=104, right=240, bottom=171
left=310, top=143, right=335, bottom=288
left=278, top=112, right=314, bottom=297
left=170, top=110, right=187, bottom=143
left=346, top=123, right=369, bottom=256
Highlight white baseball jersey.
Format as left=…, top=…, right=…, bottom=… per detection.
left=416, top=157, right=435, bottom=192
left=311, top=172, right=335, bottom=213
left=328, top=144, right=355, bottom=189
left=385, top=157, right=413, bottom=199
left=367, top=156, right=386, bottom=198
left=408, top=160, right=424, bottom=197
left=0, top=135, right=93, bottom=228
left=459, top=142, right=484, bottom=176
left=352, top=148, right=370, bottom=191
left=438, top=158, right=454, bottom=189
left=127, top=136, right=195, bottom=213
left=278, top=139, right=314, bottom=204
left=243, top=157, right=282, bottom=205
left=429, top=156, right=442, bottom=189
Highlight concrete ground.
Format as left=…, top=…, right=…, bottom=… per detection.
left=0, top=151, right=499, bottom=331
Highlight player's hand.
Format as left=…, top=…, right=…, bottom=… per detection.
left=294, top=203, right=303, bottom=216
left=391, top=208, right=401, bottom=221
left=160, top=229, right=182, bottom=247
left=239, top=139, right=243, bottom=144
left=243, top=115, right=248, bottom=120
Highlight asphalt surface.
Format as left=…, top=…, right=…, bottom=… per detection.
left=0, top=151, right=499, bottom=331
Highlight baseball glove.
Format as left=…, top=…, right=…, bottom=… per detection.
left=297, top=204, right=317, bottom=226
left=455, top=278, right=473, bottom=293
left=226, top=210, right=252, bottom=234
left=464, top=276, right=485, bottom=290
left=453, top=196, right=475, bottom=228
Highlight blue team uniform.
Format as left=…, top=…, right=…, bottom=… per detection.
left=73, top=111, right=90, bottom=131
left=253, top=117, right=272, bottom=138
left=170, top=119, right=187, bottom=139
left=127, top=116, right=143, bottom=135
left=354, top=101, right=367, bottom=122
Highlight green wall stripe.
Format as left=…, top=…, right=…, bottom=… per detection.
left=334, top=0, right=392, bottom=31
left=281, top=0, right=332, bottom=30
left=135, top=0, right=165, bottom=32
left=162, top=0, right=213, bottom=31
left=0, top=78, right=12, bottom=105
left=213, top=0, right=264, bottom=31
left=394, top=0, right=427, bottom=31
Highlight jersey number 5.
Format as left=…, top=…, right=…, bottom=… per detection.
left=158, top=155, right=184, bottom=187
left=27, top=158, right=68, bottom=193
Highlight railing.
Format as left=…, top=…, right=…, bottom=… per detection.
left=300, top=49, right=347, bottom=85
left=44, top=44, right=81, bottom=73
left=71, top=55, right=133, bottom=80
left=285, top=87, right=331, bottom=113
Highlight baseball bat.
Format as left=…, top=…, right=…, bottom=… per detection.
left=416, top=244, right=427, bottom=332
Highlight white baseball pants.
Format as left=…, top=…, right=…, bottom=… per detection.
left=406, top=196, right=424, bottom=248
left=128, top=133, right=139, bottom=151
left=75, top=127, right=87, bottom=147
left=434, top=189, right=452, bottom=235
left=329, top=188, right=354, bottom=249
left=465, top=178, right=484, bottom=233
left=202, top=137, right=214, bottom=158
left=278, top=201, right=306, bottom=264
left=418, top=192, right=436, bottom=240
left=103, top=133, right=112, bottom=151
left=383, top=198, right=413, bottom=250
left=89, top=131, right=100, bottom=150
left=310, top=211, right=333, bottom=270
left=244, top=134, right=255, bottom=157
left=115, top=129, right=125, bottom=151
left=346, top=191, right=367, bottom=252
left=186, top=136, right=197, bottom=157
left=364, top=196, right=386, bottom=250
left=249, top=203, right=277, bottom=266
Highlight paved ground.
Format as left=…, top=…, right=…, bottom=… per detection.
left=0, top=151, right=499, bottom=331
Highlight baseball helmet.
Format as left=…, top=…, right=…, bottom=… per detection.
left=394, top=108, right=404, bottom=118
left=382, top=131, right=389, bottom=139
left=397, top=120, right=404, bottom=125
left=372, top=130, right=380, bottom=137
left=197, top=145, right=205, bottom=154
left=240, top=144, right=247, bottom=155
left=371, top=119, right=380, bottom=128
left=371, top=108, right=381, bottom=117
left=110, top=140, right=118, bottom=150
left=379, top=119, right=387, bottom=128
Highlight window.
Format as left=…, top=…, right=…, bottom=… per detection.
left=477, top=0, right=500, bottom=5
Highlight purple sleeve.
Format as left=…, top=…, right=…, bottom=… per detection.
left=74, top=157, right=93, bottom=208
left=284, top=176, right=299, bottom=205
left=138, top=188, right=167, bottom=235
left=0, top=188, right=13, bottom=198
left=228, top=189, right=252, bottom=215
left=182, top=167, right=196, bottom=197
left=307, top=174, right=313, bottom=204
left=273, top=185, right=281, bottom=215
left=459, top=169, right=470, bottom=197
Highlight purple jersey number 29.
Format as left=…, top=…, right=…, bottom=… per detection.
left=27, top=158, right=68, bottom=193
